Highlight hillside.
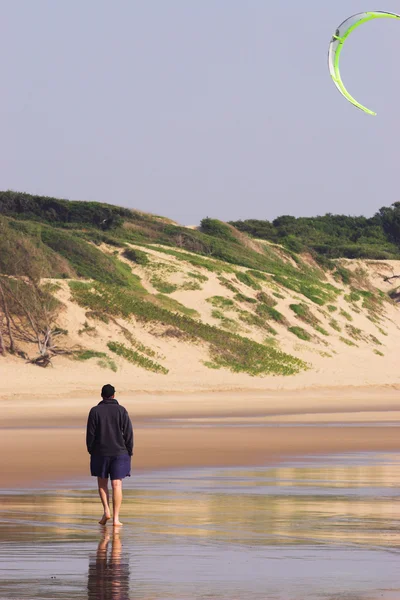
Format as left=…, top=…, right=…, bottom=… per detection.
left=1, top=191, right=400, bottom=393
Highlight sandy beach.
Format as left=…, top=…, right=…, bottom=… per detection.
left=2, top=385, right=400, bottom=488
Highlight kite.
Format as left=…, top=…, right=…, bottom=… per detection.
left=328, top=11, right=400, bottom=115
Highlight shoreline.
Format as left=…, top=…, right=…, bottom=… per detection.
left=2, top=386, right=400, bottom=490
left=1, top=422, right=400, bottom=490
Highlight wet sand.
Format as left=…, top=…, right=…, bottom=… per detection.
left=2, top=387, right=400, bottom=488
left=1, top=452, right=400, bottom=599
left=3, top=424, right=400, bottom=488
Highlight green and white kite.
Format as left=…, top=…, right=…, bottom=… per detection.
left=328, top=11, right=400, bottom=115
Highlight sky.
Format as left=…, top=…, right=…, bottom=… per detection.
left=1, top=1, right=400, bottom=225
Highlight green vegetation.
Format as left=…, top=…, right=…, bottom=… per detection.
left=340, top=309, right=353, bottom=322
left=289, top=327, right=312, bottom=341
left=218, top=276, right=239, bottom=293
left=207, top=296, right=235, bottom=309
left=248, top=270, right=268, bottom=281
left=256, top=291, right=277, bottom=307
left=211, top=310, right=240, bottom=332
left=345, top=325, right=364, bottom=341
left=264, top=336, right=280, bottom=348
left=74, top=350, right=117, bottom=372
left=75, top=350, right=107, bottom=361
left=369, top=334, right=383, bottom=346
left=97, top=357, right=118, bottom=372
left=41, top=227, right=142, bottom=288
left=235, top=293, right=257, bottom=304
left=329, top=319, right=341, bottom=332
left=107, top=342, right=169, bottom=374
left=236, top=271, right=262, bottom=290
left=315, top=326, right=329, bottom=336
left=155, top=294, right=199, bottom=318
left=344, top=290, right=361, bottom=303
left=150, top=275, right=177, bottom=294
left=373, top=349, right=384, bottom=357
left=339, top=337, right=358, bottom=347
left=70, top=281, right=306, bottom=376
left=230, top=204, right=400, bottom=260
left=188, top=271, right=208, bottom=282
left=256, top=304, right=288, bottom=326
left=122, top=247, right=149, bottom=265
left=180, top=280, right=202, bottom=291
left=1, top=191, right=397, bottom=376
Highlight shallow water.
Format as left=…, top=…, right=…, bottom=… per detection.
left=1, top=452, right=400, bottom=599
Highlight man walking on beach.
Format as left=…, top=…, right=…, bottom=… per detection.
left=86, top=384, right=134, bottom=526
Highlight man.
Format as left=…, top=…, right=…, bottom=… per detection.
left=86, top=384, right=134, bottom=526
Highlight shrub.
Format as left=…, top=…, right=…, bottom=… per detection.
left=122, top=248, right=149, bottom=265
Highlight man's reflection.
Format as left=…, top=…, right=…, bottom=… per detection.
left=88, top=529, right=130, bottom=600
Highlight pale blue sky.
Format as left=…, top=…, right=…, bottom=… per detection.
left=1, top=1, right=400, bottom=224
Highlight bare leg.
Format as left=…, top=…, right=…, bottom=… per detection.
left=111, top=479, right=123, bottom=526
left=97, top=477, right=111, bottom=525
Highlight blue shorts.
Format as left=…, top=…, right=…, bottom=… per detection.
left=90, top=454, right=131, bottom=480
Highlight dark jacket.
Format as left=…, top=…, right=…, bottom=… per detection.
left=86, top=399, right=134, bottom=457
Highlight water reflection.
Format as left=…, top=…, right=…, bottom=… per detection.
left=88, top=530, right=130, bottom=600
left=1, top=453, right=400, bottom=599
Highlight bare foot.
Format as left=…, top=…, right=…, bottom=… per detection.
left=99, top=513, right=111, bottom=526
left=113, top=520, right=123, bottom=527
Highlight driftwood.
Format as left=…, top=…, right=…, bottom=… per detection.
left=383, top=274, right=400, bottom=283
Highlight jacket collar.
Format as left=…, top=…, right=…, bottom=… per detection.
left=99, top=398, right=119, bottom=405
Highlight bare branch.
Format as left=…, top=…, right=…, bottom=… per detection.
left=383, top=274, right=400, bottom=283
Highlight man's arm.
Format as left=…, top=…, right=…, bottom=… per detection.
left=123, top=410, right=134, bottom=456
left=86, top=408, right=97, bottom=454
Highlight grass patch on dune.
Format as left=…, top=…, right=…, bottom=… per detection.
left=256, top=291, right=277, bottom=307
left=148, top=246, right=234, bottom=274
left=235, top=293, right=257, bottom=304
left=188, top=271, right=208, bottom=282
left=122, top=247, right=150, bottom=265
left=288, top=326, right=311, bottom=341
left=218, top=276, right=240, bottom=294
left=70, top=281, right=307, bottom=376
left=150, top=275, right=177, bottom=294
left=155, top=294, right=199, bottom=318
left=248, top=270, right=268, bottom=281
left=256, top=304, right=288, bottom=326
left=108, top=341, right=169, bottom=374
left=329, top=319, right=341, bottom=332
left=289, top=303, right=328, bottom=335
left=273, top=273, right=340, bottom=306
left=339, top=336, right=358, bottom=347
left=75, top=350, right=107, bottom=361
left=74, top=350, right=118, bottom=372
left=236, top=271, right=262, bottom=290
left=97, top=357, right=118, bottom=372
left=211, top=310, right=240, bottom=332
left=207, top=296, right=235, bottom=309
left=339, top=309, right=353, bottom=322
left=180, top=280, right=202, bottom=291
left=41, top=227, right=142, bottom=288
left=374, top=349, right=384, bottom=357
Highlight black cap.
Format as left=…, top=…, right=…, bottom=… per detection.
left=101, top=384, right=115, bottom=399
